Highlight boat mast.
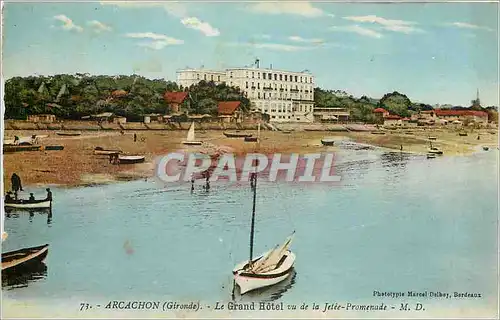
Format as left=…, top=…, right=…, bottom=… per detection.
left=249, top=167, right=258, bottom=267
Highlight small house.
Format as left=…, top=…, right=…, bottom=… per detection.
left=383, top=115, right=402, bottom=126
left=218, top=101, right=243, bottom=123
left=164, top=91, right=189, bottom=113
left=373, top=108, right=389, bottom=120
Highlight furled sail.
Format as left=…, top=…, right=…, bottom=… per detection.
left=187, top=122, right=195, bottom=141
left=251, top=232, right=295, bottom=273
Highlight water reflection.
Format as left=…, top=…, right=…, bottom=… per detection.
left=380, top=152, right=412, bottom=169
left=2, top=263, right=48, bottom=290
left=231, top=269, right=297, bottom=302
left=4, top=209, right=53, bottom=225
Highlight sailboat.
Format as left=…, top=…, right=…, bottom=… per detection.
left=182, top=122, right=202, bottom=145
left=232, top=167, right=296, bottom=295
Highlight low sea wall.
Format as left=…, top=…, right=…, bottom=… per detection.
left=3, top=120, right=379, bottom=132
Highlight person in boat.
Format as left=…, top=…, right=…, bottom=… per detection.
left=46, top=188, right=52, bottom=201
left=5, top=192, right=13, bottom=202
left=11, top=173, right=23, bottom=192
left=29, top=193, right=35, bottom=202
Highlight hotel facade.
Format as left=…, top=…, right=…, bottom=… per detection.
left=176, top=67, right=315, bottom=123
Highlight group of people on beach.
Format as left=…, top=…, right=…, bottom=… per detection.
left=4, top=173, right=52, bottom=202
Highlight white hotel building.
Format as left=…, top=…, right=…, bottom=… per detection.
left=176, top=67, right=315, bottom=123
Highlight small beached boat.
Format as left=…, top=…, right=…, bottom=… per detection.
left=427, top=147, right=443, bottom=155
left=321, top=138, right=335, bottom=146
left=458, top=132, right=468, bottom=137
left=224, top=132, right=253, bottom=138
left=371, top=131, right=386, bottom=135
left=483, top=146, right=489, bottom=151
left=94, top=147, right=122, bottom=155
left=426, top=153, right=436, bottom=159
left=44, top=145, right=64, bottom=151
left=4, top=199, right=52, bottom=209
left=182, top=122, right=202, bottom=145
left=244, top=137, right=258, bottom=142
left=428, top=136, right=437, bottom=140
left=118, top=155, right=145, bottom=164
left=3, top=145, right=41, bottom=153
left=2, top=244, right=49, bottom=271
left=56, top=132, right=81, bottom=136
left=281, top=131, right=292, bottom=134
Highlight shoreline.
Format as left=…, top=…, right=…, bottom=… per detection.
left=3, top=128, right=498, bottom=189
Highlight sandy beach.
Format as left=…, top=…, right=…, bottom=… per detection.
left=3, top=127, right=498, bottom=188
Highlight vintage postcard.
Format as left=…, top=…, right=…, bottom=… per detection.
left=1, top=0, right=499, bottom=319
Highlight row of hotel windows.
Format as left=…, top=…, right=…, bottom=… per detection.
left=245, top=82, right=313, bottom=92
left=195, top=74, right=222, bottom=82
left=259, top=104, right=314, bottom=113
left=238, top=71, right=313, bottom=84
left=249, top=92, right=313, bottom=100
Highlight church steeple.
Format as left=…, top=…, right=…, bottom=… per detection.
left=472, top=88, right=481, bottom=109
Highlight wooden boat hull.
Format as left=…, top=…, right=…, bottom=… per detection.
left=56, top=132, right=81, bottom=136
left=244, top=137, right=258, bottom=142
left=44, top=145, right=64, bottom=151
left=182, top=141, right=203, bottom=145
left=427, top=149, right=443, bottom=155
left=371, top=131, right=386, bottom=135
left=427, top=154, right=436, bottom=159
left=3, top=145, right=41, bottom=153
left=94, top=149, right=122, bottom=155
left=224, top=132, right=253, bottom=138
left=118, top=156, right=145, bottom=164
left=483, top=146, right=489, bottom=151
left=4, top=200, right=51, bottom=209
left=2, top=244, right=49, bottom=271
left=233, top=251, right=296, bottom=295
left=321, top=139, right=335, bottom=146
left=458, top=133, right=468, bottom=136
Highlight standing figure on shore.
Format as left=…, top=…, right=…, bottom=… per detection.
left=29, top=193, right=35, bottom=202
left=134, top=133, right=137, bottom=142
left=11, top=173, right=23, bottom=193
left=46, top=188, right=52, bottom=201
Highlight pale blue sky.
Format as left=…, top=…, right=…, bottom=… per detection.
left=2, top=1, right=499, bottom=106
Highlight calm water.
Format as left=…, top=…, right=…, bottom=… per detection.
left=2, top=145, right=498, bottom=316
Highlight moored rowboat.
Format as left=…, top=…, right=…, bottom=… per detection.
left=94, top=147, right=122, bottom=155
left=321, top=139, right=335, bottom=146
left=56, top=132, right=81, bottom=136
left=3, top=145, right=41, bottom=153
left=118, top=155, right=145, bottom=164
left=224, top=132, right=253, bottom=138
left=4, top=199, right=52, bottom=209
left=2, top=244, right=49, bottom=271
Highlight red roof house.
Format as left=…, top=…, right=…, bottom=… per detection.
left=373, top=108, right=388, bottom=113
left=218, top=101, right=242, bottom=123
left=164, top=91, right=189, bottom=113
